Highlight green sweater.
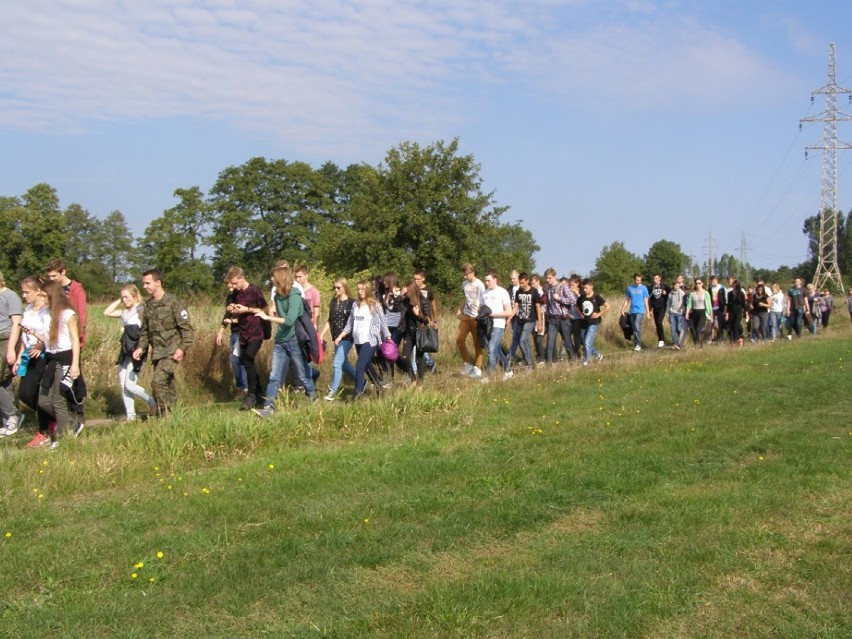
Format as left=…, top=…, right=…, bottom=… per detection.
left=273, top=290, right=304, bottom=343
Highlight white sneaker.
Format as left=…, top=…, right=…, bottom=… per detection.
left=633, top=345, right=642, bottom=352
left=658, top=341, right=664, bottom=348
left=502, top=370, right=514, bottom=381
left=461, top=362, right=473, bottom=376
left=0, top=413, right=22, bottom=436
left=469, top=366, right=482, bottom=379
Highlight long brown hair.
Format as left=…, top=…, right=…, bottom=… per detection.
left=42, top=279, right=76, bottom=347
left=271, top=266, right=293, bottom=297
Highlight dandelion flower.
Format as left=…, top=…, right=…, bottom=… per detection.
left=131, top=573, right=138, bottom=579
left=4, top=532, right=11, bottom=538
left=135, top=562, right=144, bottom=569
left=268, top=464, right=275, bottom=470
left=149, top=577, right=156, bottom=583
left=156, top=551, right=164, bottom=559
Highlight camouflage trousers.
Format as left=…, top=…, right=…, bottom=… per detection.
left=151, top=357, right=179, bottom=416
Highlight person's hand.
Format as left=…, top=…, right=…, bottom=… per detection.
left=132, top=348, right=143, bottom=360
left=172, top=349, right=185, bottom=362
left=69, top=364, right=80, bottom=379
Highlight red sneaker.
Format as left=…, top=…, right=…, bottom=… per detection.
left=26, top=432, right=50, bottom=448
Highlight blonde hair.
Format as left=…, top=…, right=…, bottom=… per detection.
left=334, top=277, right=351, bottom=298
left=121, top=284, right=143, bottom=304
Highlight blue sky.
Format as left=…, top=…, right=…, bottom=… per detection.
left=2, top=0, right=851, bottom=278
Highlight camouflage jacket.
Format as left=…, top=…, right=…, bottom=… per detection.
left=137, top=292, right=195, bottom=361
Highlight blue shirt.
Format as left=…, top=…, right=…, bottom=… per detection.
left=626, top=284, right=649, bottom=314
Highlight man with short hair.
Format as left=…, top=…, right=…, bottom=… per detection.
left=647, top=273, right=670, bottom=348
left=133, top=269, right=195, bottom=416
left=45, top=258, right=88, bottom=347
left=221, top=267, right=268, bottom=410
left=480, top=271, right=514, bottom=382
left=542, top=268, right=575, bottom=364
left=620, top=273, right=651, bottom=351
left=456, top=263, right=485, bottom=378
left=785, top=277, right=809, bottom=339
left=0, top=271, right=24, bottom=437
left=577, top=278, right=608, bottom=365
left=295, top=265, right=320, bottom=329
left=508, top=272, right=542, bottom=372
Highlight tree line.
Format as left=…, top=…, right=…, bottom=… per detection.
left=3, top=136, right=849, bottom=299
left=590, top=212, right=852, bottom=294
left=0, top=139, right=538, bottom=299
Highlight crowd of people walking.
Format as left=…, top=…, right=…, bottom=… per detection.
left=0, top=257, right=849, bottom=448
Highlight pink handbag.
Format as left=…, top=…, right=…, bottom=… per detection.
left=379, top=339, right=399, bottom=362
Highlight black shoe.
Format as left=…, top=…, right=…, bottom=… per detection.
left=239, top=395, right=257, bottom=411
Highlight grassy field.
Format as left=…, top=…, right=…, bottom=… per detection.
left=0, top=319, right=849, bottom=637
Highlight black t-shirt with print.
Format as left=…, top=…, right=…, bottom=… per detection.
left=579, top=293, right=606, bottom=327
left=514, top=287, right=540, bottom=323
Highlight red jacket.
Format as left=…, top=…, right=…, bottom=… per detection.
left=67, top=280, right=88, bottom=347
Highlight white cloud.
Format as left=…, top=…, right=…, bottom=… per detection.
left=0, top=1, right=796, bottom=156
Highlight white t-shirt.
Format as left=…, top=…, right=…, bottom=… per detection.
left=121, top=304, right=144, bottom=328
left=461, top=278, right=485, bottom=317
left=481, top=286, right=511, bottom=330
left=770, top=291, right=785, bottom=313
left=21, top=304, right=49, bottom=351
left=351, top=302, right=373, bottom=345
left=45, top=308, right=76, bottom=353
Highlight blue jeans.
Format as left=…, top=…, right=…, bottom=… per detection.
left=486, top=327, right=509, bottom=374
left=669, top=313, right=685, bottom=346
left=353, top=342, right=379, bottom=398
left=509, top=318, right=535, bottom=364
left=264, top=338, right=315, bottom=406
left=546, top=316, right=574, bottom=363
left=329, top=339, right=356, bottom=394
left=769, top=311, right=782, bottom=339
left=229, top=332, right=247, bottom=391
left=581, top=323, right=600, bottom=362
left=630, top=313, right=644, bottom=347
left=789, top=309, right=804, bottom=337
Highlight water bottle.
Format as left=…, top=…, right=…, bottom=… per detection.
left=18, top=349, right=30, bottom=377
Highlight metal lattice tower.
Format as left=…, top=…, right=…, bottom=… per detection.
left=800, top=42, right=851, bottom=292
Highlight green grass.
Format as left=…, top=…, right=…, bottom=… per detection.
left=1, top=331, right=850, bottom=638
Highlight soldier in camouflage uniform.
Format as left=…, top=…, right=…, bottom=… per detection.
left=133, top=269, right=195, bottom=416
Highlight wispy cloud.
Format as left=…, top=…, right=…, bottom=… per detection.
left=0, top=0, right=796, bottom=155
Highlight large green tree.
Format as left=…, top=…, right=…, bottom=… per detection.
left=591, top=241, right=643, bottom=293
left=209, top=157, right=335, bottom=281
left=0, top=184, right=67, bottom=278
left=139, top=187, right=214, bottom=295
left=644, top=240, right=689, bottom=283
left=315, top=139, right=537, bottom=293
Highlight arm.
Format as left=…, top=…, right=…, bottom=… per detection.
left=103, top=299, right=124, bottom=318
left=173, top=303, right=195, bottom=362
left=132, top=310, right=149, bottom=360
left=68, top=315, right=81, bottom=379
left=6, top=314, right=21, bottom=366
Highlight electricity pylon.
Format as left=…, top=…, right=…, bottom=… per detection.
left=800, top=42, right=851, bottom=292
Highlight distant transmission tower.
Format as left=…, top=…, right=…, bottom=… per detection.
left=703, top=229, right=716, bottom=278
left=739, top=233, right=751, bottom=283
left=800, top=42, right=851, bottom=292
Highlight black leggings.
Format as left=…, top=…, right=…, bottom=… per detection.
left=689, top=313, right=706, bottom=346
left=238, top=340, right=264, bottom=403
left=728, top=308, right=744, bottom=342
left=18, top=356, right=51, bottom=433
